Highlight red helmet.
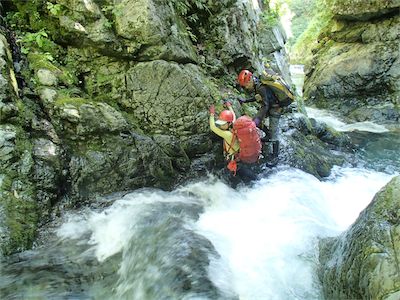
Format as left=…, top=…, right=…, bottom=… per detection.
left=237, top=69, right=253, bottom=87
left=216, top=110, right=234, bottom=125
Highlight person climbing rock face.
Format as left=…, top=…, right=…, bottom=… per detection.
left=209, top=102, right=239, bottom=174
left=209, top=101, right=261, bottom=183
left=237, top=68, right=294, bottom=166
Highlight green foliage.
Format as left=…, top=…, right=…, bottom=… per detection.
left=185, top=26, right=198, bottom=42
left=5, top=11, right=25, bottom=30
left=172, top=0, right=190, bottom=16
left=261, top=0, right=280, bottom=28
left=261, top=0, right=291, bottom=28
left=262, top=10, right=280, bottom=27
left=170, top=0, right=210, bottom=18
left=287, top=0, right=317, bottom=44
left=6, top=0, right=49, bottom=32
left=169, top=0, right=211, bottom=42
left=289, top=0, right=333, bottom=65
left=104, top=20, right=113, bottom=29
left=20, top=30, right=46, bottom=53
left=46, top=2, right=63, bottom=16
left=20, top=29, right=53, bottom=56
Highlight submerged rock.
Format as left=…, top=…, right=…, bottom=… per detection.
left=0, top=197, right=238, bottom=299
left=319, top=175, right=400, bottom=300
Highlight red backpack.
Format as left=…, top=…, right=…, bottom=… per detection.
left=232, top=116, right=262, bottom=163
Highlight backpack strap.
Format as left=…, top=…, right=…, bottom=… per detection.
left=223, top=130, right=238, bottom=160
left=225, top=132, right=238, bottom=176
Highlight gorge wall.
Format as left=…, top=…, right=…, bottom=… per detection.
left=303, top=0, right=400, bottom=127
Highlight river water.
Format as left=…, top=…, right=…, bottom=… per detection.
left=1, top=113, right=398, bottom=299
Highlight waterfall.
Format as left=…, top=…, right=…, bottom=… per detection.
left=290, top=64, right=305, bottom=96
left=195, top=167, right=394, bottom=299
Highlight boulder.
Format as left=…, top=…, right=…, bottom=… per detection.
left=319, top=175, right=400, bottom=299
left=279, top=113, right=352, bottom=179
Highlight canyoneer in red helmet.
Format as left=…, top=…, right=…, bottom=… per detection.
left=209, top=101, right=239, bottom=174
left=209, top=100, right=261, bottom=183
left=237, top=67, right=294, bottom=166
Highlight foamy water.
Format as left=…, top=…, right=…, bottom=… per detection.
left=52, top=166, right=395, bottom=299
left=305, top=107, right=389, bottom=133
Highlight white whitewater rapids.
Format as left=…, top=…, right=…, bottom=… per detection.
left=305, top=107, right=389, bottom=133
left=56, top=166, right=395, bottom=299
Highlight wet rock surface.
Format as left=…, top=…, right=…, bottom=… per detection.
left=319, top=175, right=400, bottom=300
left=304, top=1, right=400, bottom=126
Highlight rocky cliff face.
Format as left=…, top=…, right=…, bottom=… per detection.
left=319, top=175, right=400, bottom=300
left=304, top=0, right=400, bottom=126
left=0, top=25, right=41, bottom=255
left=0, top=0, right=294, bottom=254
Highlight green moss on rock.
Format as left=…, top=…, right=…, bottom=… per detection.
left=319, top=176, right=400, bottom=299
left=27, top=52, right=77, bottom=86
left=54, top=96, right=88, bottom=107
left=1, top=192, right=38, bottom=255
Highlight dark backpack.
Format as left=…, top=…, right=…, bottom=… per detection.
left=260, top=70, right=295, bottom=107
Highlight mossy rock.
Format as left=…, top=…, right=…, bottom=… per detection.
left=331, top=0, right=400, bottom=20
left=319, top=175, right=400, bottom=299
left=0, top=191, right=38, bottom=255
left=27, top=52, right=77, bottom=86
left=67, top=133, right=182, bottom=203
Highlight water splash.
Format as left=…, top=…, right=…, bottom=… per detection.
left=0, top=168, right=395, bottom=299
left=305, top=107, right=389, bottom=133
left=194, top=167, right=394, bottom=299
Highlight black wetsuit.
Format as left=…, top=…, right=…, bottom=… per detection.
left=241, top=79, right=281, bottom=142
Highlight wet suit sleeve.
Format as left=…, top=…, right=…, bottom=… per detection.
left=254, top=85, right=271, bottom=120
left=209, top=115, right=239, bottom=155
left=258, top=85, right=272, bottom=109
left=241, top=95, right=256, bottom=104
